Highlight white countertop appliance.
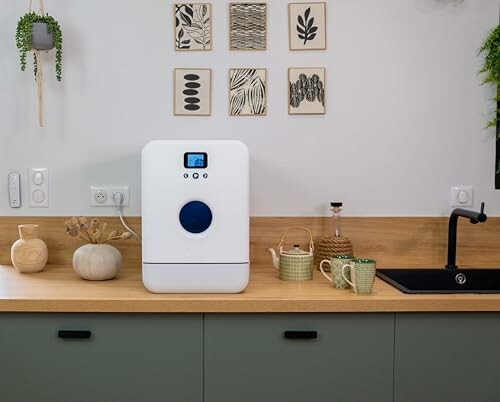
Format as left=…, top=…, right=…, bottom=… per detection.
left=142, top=140, right=249, bottom=293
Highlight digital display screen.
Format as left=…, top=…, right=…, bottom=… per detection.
left=184, top=152, right=208, bottom=169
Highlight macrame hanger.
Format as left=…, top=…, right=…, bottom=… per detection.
left=28, top=0, right=47, bottom=127
left=28, top=0, right=45, bottom=15
left=35, top=50, right=44, bottom=127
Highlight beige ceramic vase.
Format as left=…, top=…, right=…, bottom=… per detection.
left=72, top=244, right=122, bottom=280
left=11, top=224, right=48, bottom=273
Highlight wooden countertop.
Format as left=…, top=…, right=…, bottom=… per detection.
left=2, top=264, right=500, bottom=313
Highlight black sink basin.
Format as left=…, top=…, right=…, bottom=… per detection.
left=376, top=269, right=500, bottom=294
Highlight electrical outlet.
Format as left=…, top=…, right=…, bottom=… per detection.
left=90, top=186, right=129, bottom=207
left=94, top=190, right=108, bottom=204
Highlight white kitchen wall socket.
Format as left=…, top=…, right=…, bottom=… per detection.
left=450, top=185, right=473, bottom=207
left=29, top=168, right=49, bottom=208
left=90, top=186, right=130, bottom=207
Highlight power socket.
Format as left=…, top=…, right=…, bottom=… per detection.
left=90, top=186, right=129, bottom=207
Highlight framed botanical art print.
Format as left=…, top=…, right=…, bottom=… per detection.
left=175, top=3, right=212, bottom=51
left=229, top=3, right=267, bottom=50
left=229, top=68, right=266, bottom=116
left=289, top=2, right=326, bottom=51
left=288, top=67, right=325, bottom=115
left=174, top=68, right=212, bottom=116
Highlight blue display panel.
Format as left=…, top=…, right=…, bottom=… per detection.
left=184, top=152, right=208, bottom=169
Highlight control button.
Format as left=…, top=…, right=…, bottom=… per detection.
left=193, top=173, right=199, bottom=179
left=458, top=190, right=468, bottom=204
left=33, top=172, right=43, bottom=185
left=179, top=201, right=213, bottom=234
left=32, top=189, right=45, bottom=203
left=203, top=173, right=208, bottom=178
left=183, top=173, right=189, bottom=178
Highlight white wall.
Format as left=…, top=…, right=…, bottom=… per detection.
left=0, top=0, right=498, bottom=217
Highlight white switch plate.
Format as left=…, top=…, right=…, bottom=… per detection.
left=8, top=172, right=21, bottom=208
left=90, top=186, right=130, bottom=207
left=450, top=185, right=473, bottom=207
left=29, top=168, right=49, bottom=208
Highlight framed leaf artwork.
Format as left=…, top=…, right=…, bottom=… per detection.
left=289, top=2, right=326, bottom=51
left=174, top=3, right=212, bottom=51
left=288, top=67, right=326, bottom=115
left=229, top=3, right=267, bottom=50
left=229, top=68, right=267, bottom=116
left=174, top=68, right=212, bottom=116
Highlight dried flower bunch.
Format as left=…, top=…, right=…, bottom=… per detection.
left=65, top=217, right=132, bottom=244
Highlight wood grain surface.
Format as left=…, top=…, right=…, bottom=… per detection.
left=0, top=217, right=141, bottom=266
left=1, top=263, right=500, bottom=313
left=252, top=217, right=500, bottom=268
left=1, top=216, right=500, bottom=268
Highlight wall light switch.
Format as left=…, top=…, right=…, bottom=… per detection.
left=29, top=168, right=49, bottom=208
left=450, top=185, right=473, bottom=207
left=8, top=172, right=21, bottom=208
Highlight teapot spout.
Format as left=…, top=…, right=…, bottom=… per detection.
left=268, top=248, right=279, bottom=269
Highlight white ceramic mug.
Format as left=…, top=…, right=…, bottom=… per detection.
left=341, top=258, right=376, bottom=294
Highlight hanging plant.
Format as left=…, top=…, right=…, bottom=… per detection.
left=15, top=12, right=63, bottom=81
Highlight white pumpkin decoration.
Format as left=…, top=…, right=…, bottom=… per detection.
left=72, top=244, right=122, bottom=280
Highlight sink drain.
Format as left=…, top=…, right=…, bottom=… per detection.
left=455, top=273, right=467, bottom=285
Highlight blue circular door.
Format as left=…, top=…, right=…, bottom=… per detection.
left=179, top=201, right=213, bottom=234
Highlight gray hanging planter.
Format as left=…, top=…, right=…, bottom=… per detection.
left=31, top=22, right=54, bottom=50
left=16, top=12, right=62, bottom=80
left=16, top=11, right=63, bottom=127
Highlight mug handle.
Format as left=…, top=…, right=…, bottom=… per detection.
left=319, top=260, right=333, bottom=282
left=342, top=264, right=355, bottom=288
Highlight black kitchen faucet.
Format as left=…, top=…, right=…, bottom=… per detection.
left=445, top=202, right=487, bottom=269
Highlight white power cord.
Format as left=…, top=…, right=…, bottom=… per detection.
left=112, top=191, right=141, bottom=241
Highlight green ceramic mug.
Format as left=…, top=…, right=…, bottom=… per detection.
left=341, top=258, right=376, bottom=294
left=319, top=255, right=353, bottom=289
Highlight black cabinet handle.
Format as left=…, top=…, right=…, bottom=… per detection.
left=58, top=330, right=92, bottom=339
left=283, top=330, right=318, bottom=340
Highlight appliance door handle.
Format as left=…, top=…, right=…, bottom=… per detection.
left=283, top=330, right=318, bottom=340
left=58, top=330, right=92, bottom=339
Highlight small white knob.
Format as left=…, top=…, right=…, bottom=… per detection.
left=32, top=190, right=45, bottom=203
left=457, top=190, right=468, bottom=204
left=33, top=172, right=43, bottom=185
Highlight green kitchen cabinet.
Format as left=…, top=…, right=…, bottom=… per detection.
left=394, top=313, right=500, bottom=402
left=204, top=313, right=394, bottom=402
left=0, top=314, right=203, bottom=402
left=3, top=311, right=500, bottom=402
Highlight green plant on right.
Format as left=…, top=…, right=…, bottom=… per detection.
left=479, top=24, right=500, bottom=129
left=15, top=12, right=63, bottom=81
left=479, top=24, right=500, bottom=174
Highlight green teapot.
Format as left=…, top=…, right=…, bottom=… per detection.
left=268, top=227, right=315, bottom=281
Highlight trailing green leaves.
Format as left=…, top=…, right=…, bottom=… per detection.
left=15, top=12, right=63, bottom=81
left=296, top=7, right=318, bottom=45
